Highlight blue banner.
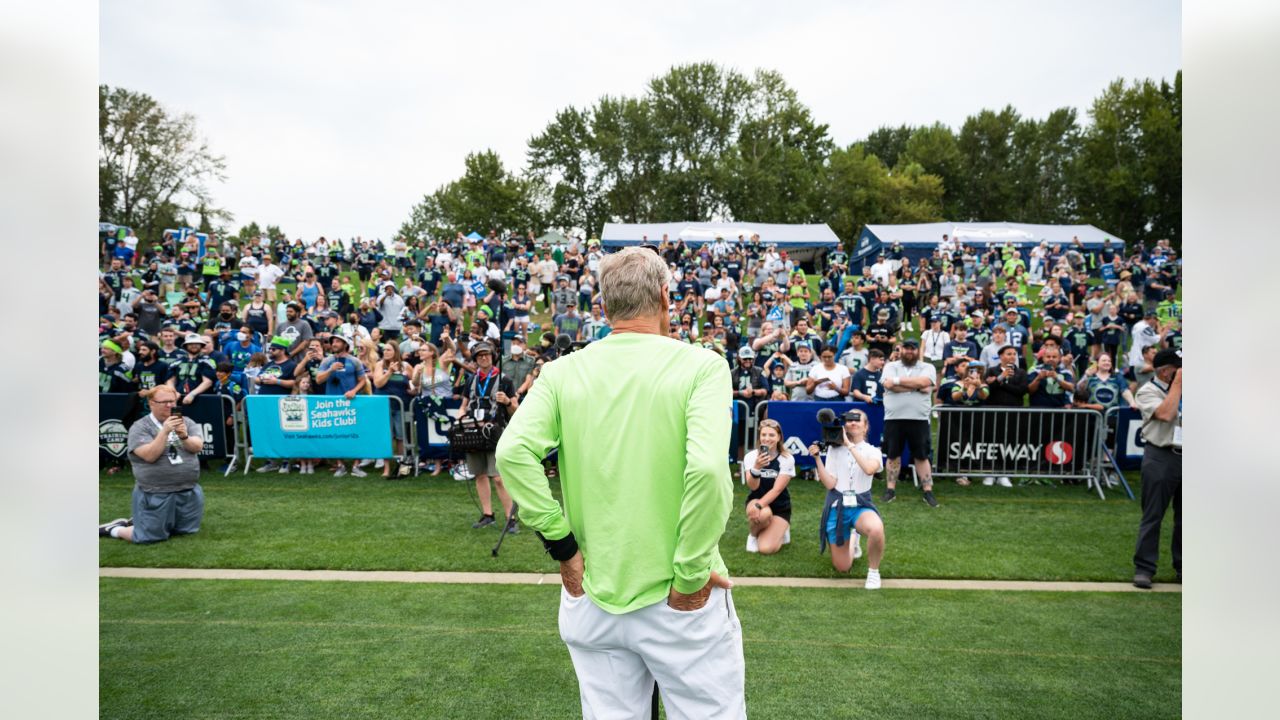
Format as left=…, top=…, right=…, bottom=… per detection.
left=852, top=228, right=882, bottom=262
left=1112, top=406, right=1145, bottom=470
left=246, top=395, right=393, bottom=459
left=763, top=400, right=885, bottom=468
left=413, top=397, right=464, bottom=460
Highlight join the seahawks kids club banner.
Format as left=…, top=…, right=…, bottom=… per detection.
left=245, top=395, right=393, bottom=459
left=934, top=408, right=1101, bottom=477
left=99, top=393, right=235, bottom=461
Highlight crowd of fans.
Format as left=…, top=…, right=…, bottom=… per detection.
left=99, top=228, right=1182, bottom=510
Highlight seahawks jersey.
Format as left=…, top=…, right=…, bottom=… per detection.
left=170, top=355, right=217, bottom=395
left=1085, top=375, right=1125, bottom=410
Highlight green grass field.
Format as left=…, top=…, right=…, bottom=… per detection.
left=99, top=468, right=1177, bottom=583
left=100, top=579, right=1180, bottom=720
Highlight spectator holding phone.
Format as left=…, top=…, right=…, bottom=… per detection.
left=741, top=419, right=795, bottom=555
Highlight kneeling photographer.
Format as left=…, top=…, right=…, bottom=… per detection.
left=456, top=342, right=519, bottom=533
left=809, top=409, right=887, bottom=589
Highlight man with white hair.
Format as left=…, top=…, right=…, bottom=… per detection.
left=498, top=246, right=745, bottom=719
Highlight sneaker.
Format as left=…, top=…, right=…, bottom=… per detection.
left=1133, top=573, right=1153, bottom=589
left=350, top=465, right=368, bottom=478
left=357, top=459, right=374, bottom=469
left=333, top=466, right=348, bottom=477
left=746, top=534, right=759, bottom=553
left=982, top=477, right=995, bottom=486
left=922, top=490, right=939, bottom=508
left=398, top=463, right=412, bottom=477
left=852, top=532, right=863, bottom=559
left=257, top=461, right=281, bottom=473
left=278, top=463, right=290, bottom=474
left=782, top=528, right=791, bottom=545
left=865, top=569, right=882, bottom=590
left=955, top=476, right=970, bottom=486
left=881, top=488, right=896, bottom=504
left=98, top=518, right=130, bottom=537
left=472, top=514, right=496, bottom=529
left=504, top=517, right=520, bottom=535
left=997, top=477, right=1012, bottom=488
left=374, top=459, right=385, bottom=469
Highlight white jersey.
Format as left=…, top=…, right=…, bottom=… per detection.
left=808, top=363, right=851, bottom=400
left=825, top=442, right=880, bottom=496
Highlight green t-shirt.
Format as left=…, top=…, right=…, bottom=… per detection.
left=496, top=333, right=733, bottom=613
left=201, top=256, right=221, bottom=276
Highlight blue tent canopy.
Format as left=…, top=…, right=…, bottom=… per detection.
left=858, top=222, right=1126, bottom=265
left=465, top=231, right=484, bottom=241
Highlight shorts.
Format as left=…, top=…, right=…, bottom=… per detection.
left=514, top=315, right=530, bottom=328
left=130, top=485, right=204, bottom=544
left=824, top=503, right=878, bottom=546
left=746, top=500, right=791, bottom=523
left=466, top=451, right=498, bottom=477
left=882, top=419, right=932, bottom=462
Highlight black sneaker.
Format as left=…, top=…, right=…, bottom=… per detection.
left=98, top=517, right=130, bottom=537
left=922, top=491, right=939, bottom=508
left=1133, top=573, right=1153, bottom=589
left=881, top=488, right=896, bottom=504
left=504, top=517, right=519, bottom=535
left=472, top=514, right=496, bottom=529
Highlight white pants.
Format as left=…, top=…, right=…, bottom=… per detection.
left=558, top=586, right=746, bottom=720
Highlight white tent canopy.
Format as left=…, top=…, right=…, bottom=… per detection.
left=601, top=222, right=840, bottom=251
left=861, top=222, right=1125, bottom=251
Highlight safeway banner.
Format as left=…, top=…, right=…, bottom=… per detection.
left=935, top=408, right=1100, bottom=477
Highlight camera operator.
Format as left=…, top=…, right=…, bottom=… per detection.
left=809, top=409, right=886, bottom=589
left=742, top=419, right=795, bottom=555
left=457, top=342, right=519, bottom=533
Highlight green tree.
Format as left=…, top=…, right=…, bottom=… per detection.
left=399, top=150, right=543, bottom=239
left=955, top=107, right=1021, bottom=221
left=99, top=85, right=229, bottom=241
left=819, top=145, right=944, bottom=242
left=900, top=123, right=964, bottom=218
left=861, top=124, right=914, bottom=170
left=1071, top=73, right=1182, bottom=248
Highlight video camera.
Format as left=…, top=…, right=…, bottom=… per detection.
left=814, top=408, right=845, bottom=450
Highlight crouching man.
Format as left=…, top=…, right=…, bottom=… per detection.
left=99, top=385, right=206, bottom=543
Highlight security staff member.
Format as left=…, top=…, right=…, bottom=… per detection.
left=1132, top=349, right=1182, bottom=589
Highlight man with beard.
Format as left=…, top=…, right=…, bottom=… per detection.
left=880, top=339, right=939, bottom=507
left=167, top=334, right=217, bottom=407
left=274, top=301, right=314, bottom=359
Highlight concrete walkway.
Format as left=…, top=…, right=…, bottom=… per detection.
left=100, top=567, right=1181, bottom=593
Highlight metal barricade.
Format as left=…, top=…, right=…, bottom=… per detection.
left=929, top=405, right=1108, bottom=498
left=731, top=400, right=754, bottom=476
left=1099, top=407, right=1135, bottom=500
left=218, top=394, right=245, bottom=477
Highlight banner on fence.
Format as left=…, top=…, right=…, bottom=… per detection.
left=1113, top=407, right=1145, bottom=470
left=935, top=408, right=1100, bottom=476
left=99, top=393, right=234, bottom=460
left=413, top=397, right=464, bottom=460
left=245, top=395, right=393, bottom=459
left=763, top=401, right=884, bottom=468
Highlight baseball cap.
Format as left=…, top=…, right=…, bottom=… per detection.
left=1153, top=349, right=1181, bottom=369
left=901, top=338, right=919, bottom=348
left=794, top=340, right=812, bottom=350
left=269, top=336, right=292, bottom=350
left=737, top=345, right=756, bottom=359
left=762, top=291, right=774, bottom=301
left=471, top=342, right=495, bottom=357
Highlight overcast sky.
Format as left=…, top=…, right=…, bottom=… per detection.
left=100, top=0, right=1181, bottom=240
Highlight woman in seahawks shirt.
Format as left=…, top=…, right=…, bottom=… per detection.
left=412, top=342, right=455, bottom=476
left=741, top=419, right=795, bottom=555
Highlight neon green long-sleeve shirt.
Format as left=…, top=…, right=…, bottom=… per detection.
left=495, top=332, right=734, bottom=614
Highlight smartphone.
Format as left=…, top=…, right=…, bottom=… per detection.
left=171, top=409, right=183, bottom=419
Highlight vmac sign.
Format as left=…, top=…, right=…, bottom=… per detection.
left=937, top=410, right=1099, bottom=477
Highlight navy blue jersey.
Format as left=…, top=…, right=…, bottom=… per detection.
left=133, top=359, right=170, bottom=394
left=940, top=340, right=980, bottom=378
left=256, top=360, right=297, bottom=395
left=1029, top=364, right=1074, bottom=408
left=98, top=358, right=135, bottom=393
left=170, top=355, right=217, bottom=395
left=850, top=368, right=883, bottom=402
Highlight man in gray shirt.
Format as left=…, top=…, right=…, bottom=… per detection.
left=99, top=385, right=206, bottom=543
left=880, top=338, right=939, bottom=507
left=274, top=302, right=314, bottom=359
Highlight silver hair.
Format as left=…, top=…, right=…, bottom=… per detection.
left=598, top=248, right=670, bottom=321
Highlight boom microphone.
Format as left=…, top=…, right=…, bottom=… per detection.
left=555, top=334, right=573, bottom=351
left=487, top=278, right=508, bottom=297
left=816, top=408, right=836, bottom=425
